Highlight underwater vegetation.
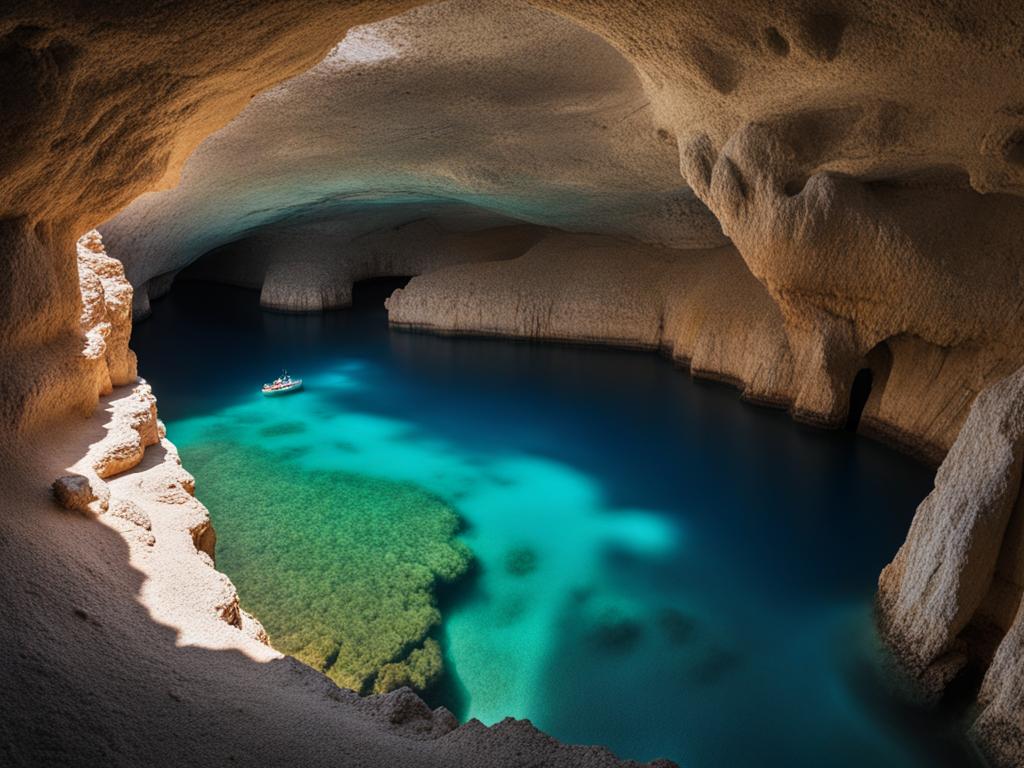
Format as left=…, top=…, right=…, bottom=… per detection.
left=184, top=440, right=471, bottom=694
left=374, top=638, right=444, bottom=693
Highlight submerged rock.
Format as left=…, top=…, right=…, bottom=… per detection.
left=588, top=607, right=645, bottom=654
left=504, top=546, right=538, bottom=577
left=258, top=420, right=307, bottom=438
left=657, top=608, right=698, bottom=646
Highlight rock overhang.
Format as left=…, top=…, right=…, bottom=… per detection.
left=99, top=0, right=728, bottom=312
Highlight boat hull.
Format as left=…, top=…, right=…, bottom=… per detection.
left=261, top=380, right=303, bottom=396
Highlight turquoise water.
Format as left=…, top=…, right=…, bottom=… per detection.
left=132, top=279, right=981, bottom=767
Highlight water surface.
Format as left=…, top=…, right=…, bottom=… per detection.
left=132, top=279, right=981, bottom=767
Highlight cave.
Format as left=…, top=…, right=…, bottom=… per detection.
left=5, top=2, right=1024, bottom=768
left=846, top=369, right=873, bottom=432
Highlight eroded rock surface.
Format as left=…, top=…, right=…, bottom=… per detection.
left=683, top=123, right=1024, bottom=442
left=879, top=368, right=1024, bottom=679
left=878, top=365, right=1024, bottom=767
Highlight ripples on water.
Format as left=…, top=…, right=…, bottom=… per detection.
left=132, top=278, right=983, bottom=768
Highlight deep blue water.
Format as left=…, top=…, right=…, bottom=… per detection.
left=131, top=278, right=982, bottom=768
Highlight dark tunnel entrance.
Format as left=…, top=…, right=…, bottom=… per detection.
left=846, top=368, right=873, bottom=432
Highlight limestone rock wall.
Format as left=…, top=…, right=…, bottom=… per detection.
left=183, top=218, right=545, bottom=313
left=877, top=365, right=1024, bottom=767
left=683, top=127, right=1024, bottom=433
left=76, top=230, right=137, bottom=390
left=387, top=232, right=790, bottom=383
left=386, top=231, right=987, bottom=460
left=6, top=228, right=139, bottom=436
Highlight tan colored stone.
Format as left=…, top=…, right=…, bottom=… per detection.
left=218, top=221, right=544, bottom=313
left=878, top=366, right=1024, bottom=706
left=52, top=472, right=109, bottom=515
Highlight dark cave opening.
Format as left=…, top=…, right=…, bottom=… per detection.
left=351, top=275, right=412, bottom=308
left=846, top=367, right=873, bottom=432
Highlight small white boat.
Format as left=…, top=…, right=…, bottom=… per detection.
left=262, top=372, right=303, bottom=397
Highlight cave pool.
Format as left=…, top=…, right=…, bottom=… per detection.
left=131, top=278, right=983, bottom=768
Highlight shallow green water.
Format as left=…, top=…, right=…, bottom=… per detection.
left=182, top=439, right=468, bottom=692
left=132, top=280, right=982, bottom=767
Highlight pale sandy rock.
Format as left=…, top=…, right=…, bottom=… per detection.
left=87, top=383, right=160, bottom=479
left=658, top=245, right=793, bottom=406
left=190, top=519, right=218, bottom=561
left=75, top=229, right=138, bottom=404
left=683, top=124, right=1024, bottom=430
left=877, top=364, right=1024, bottom=766
left=878, top=367, right=1024, bottom=694
left=105, top=496, right=152, bottom=531
left=76, top=230, right=137, bottom=385
left=859, top=337, right=1017, bottom=465
left=254, top=220, right=544, bottom=312
left=133, top=271, right=179, bottom=321
left=52, top=472, right=109, bottom=515
left=975, top=508, right=1024, bottom=767
left=239, top=609, right=270, bottom=646
left=210, top=570, right=243, bottom=628
left=386, top=231, right=798, bottom=406
left=4, top=226, right=140, bottom=437
left=389, top=233, right=690, bottom=347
